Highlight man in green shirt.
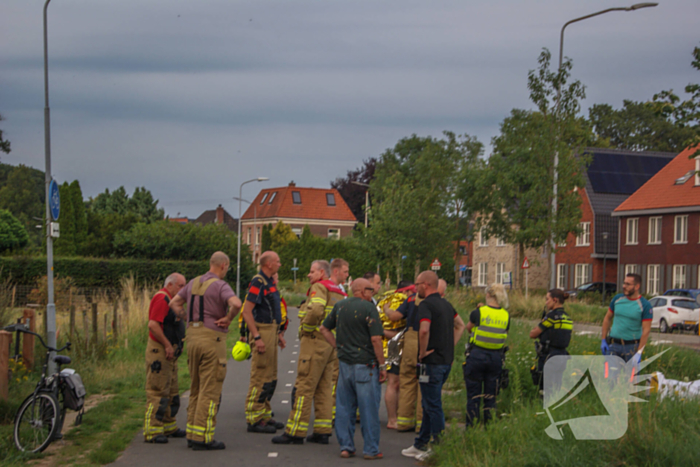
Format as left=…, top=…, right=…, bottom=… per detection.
left=321, top=278, right=386, bottom=460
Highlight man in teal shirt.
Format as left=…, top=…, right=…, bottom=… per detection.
left=601, top=273, right=652, bottom=363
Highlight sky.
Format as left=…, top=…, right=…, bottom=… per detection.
left=1, top=0, right=698, bottom=219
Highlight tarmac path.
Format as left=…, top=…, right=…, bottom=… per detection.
left=111, top=307, right=423, bottom=467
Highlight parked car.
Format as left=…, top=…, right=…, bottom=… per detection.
left=662, top=289, right=700, bottom=300
left=566, top=282, right=617, bottom=298
left=649, top=295, right=700, bottom=333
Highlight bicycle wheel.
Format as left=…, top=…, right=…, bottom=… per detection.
left=14, top=392, right=60, bottom=453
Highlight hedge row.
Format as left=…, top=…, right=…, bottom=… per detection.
left=0, top=256, right=256, bottom=289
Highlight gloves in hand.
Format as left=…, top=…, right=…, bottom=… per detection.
left=600, top=339, right=609, bottom=355
left=632, top=351, right=642, bottom=366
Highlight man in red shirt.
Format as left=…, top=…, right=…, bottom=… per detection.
left=144, top=272, right=187, bottom=444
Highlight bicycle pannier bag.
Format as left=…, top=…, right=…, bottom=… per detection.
left=63, top=373, right=86, bottom=411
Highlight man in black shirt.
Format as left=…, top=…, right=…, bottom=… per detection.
left=401, top=271, right=465, bottom=462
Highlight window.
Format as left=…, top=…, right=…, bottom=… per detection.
left=672, top=299, right=697, bottom=310
left=648, top=217, right=662, bottom=244
left=574, top=263, right=590, bottom=287
left=268, top=192, right=277, bottom=204
left=674, top=215, right=688, bottom=243
left=673, top=265, right=686, bottom=289
left=255, top=227, right=261, bottom=245
left=495, top=263, right=506, bottom=284
left=459, top=245, right=467, bottom=255
left=292, top=227, right=303, bottom=238
left=478, top=228, right=488, bottom=247
left=292, top=191, right=302, bottom=204
left=624, top=264, right=639, bottom=276
left=496, top=237, right=506, bottom=247
left=626, top=218, right=638, bottom=245
left=576, top=222, right=590, bottom=246
left=259, top=193, right=268, bottom=205
left=478, top=263, right=488, bottom=286
left=246, top=228, right=251, bottom=245
left=557, top=264, right=567, bottom=289
left=646, top=265, right=660, bottom=296
left=328, top=228, right=340, bottom=239
left=326, top=193, right=336, bottom=206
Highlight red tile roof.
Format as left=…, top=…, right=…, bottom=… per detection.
left=614, top=146, right=700, bottom=214
left=241, top=184, right=357, bottom=222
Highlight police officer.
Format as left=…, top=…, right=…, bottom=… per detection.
left=144, top=273, right=187, bottom=443
left=272, top=259, right=347, bottom=445
left=463, top=283, right=510, bottom=428
left=529, top=289, right=573, bottom=390
left=170, top=252, right=242, bottom=451
left=242, top=251, right=288, bottom=433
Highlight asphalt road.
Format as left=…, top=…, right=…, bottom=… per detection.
left=111, top=308, right=422, bottom=467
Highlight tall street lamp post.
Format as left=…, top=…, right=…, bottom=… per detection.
left=548, top=2, right=658, bottom=289
left=351, top=181, right=370, bottom=228
left=237, top=178, right=268, bottom=297
left=233, top=196, right=257, bottom=260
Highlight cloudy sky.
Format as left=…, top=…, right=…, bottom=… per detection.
left=1, top=0, right=698, bottom=218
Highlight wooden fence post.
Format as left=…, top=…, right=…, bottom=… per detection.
left=82, top=308, right=89, bottom=348
left=112, top=301, right=119, bottom=339
left=103, top=313, right=108, bottom=341
left=21, top=309, right=35, bottom=370
left=0, top=331, right=12, bottom=400
left=69, top=305, right=76, bottom=341
left=91, top=303, right=98, bottom=345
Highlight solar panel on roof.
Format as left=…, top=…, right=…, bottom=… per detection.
left=586, top=152, right=673, bottom=194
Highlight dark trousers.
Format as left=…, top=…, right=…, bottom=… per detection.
left=463, top=348, right=502, bottom=427
left=536, top=348, right=569, bottom=390
left=413, top=364, right=451, bottom=450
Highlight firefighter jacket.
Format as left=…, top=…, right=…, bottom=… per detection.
left=299, top=280, right=347, bottom=334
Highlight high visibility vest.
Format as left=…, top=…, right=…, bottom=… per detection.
left=470, top=305, right=509, bottom=350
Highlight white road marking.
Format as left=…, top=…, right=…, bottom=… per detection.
left=294, top=344, right=299, bottom=347
left=286, top=383, right=292, bottom=387
left=288, top=370, right=294, bottom=373
left=281, top=400, right=289, bottom=404
left=268, top=452, right=279, bottom=457
left=290, top=360, right=296, bottom=363
left=292, top=351, right=298, bottom=355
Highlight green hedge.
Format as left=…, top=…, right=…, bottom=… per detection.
left=0, top=256, right=256, bottom=289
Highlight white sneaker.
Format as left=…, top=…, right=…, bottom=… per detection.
left=416, top=449, right=434, bottom=462
left=401, top=445, right=426, bottom=458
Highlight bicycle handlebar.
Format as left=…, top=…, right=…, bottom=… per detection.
left=3, top=324, right=71, bottom=353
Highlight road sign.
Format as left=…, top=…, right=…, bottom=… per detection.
left=503, top=272, right=512, bottom=285
left=49, top=222, right=60, bottom=238
left=49, top=179, right=60, bottom=221
left=431, top=258, right=441, bottom=271
left=290, top=267, right=299, bottom=271
left=522, top=257, right=530, bottom=269
left=459, top=265, right=467, bottom=272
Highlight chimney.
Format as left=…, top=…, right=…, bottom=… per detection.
left=216, top=204, right=224, bottom=224
left=288, top=181, right=296, bottom=187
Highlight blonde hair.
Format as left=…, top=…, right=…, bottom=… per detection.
left=485, top=283, right=509, bottom=309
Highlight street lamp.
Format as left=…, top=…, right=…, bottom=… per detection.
left=602, top=231, right=609, bottom=305
left=351, top=181, right=370, bottom=228
left=233, top=195, right=257, bottom=259
left=548, top=2, right=658, bottom=289
left=237, top=177, right=268, bottom=297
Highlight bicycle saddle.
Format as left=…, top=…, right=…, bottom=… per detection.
left=54, top=355, right=71, bottom=365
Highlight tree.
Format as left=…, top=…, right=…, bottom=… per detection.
left=469, top=49, right=595, bottom=289
left=269, top=221, right=298, bottom=251
left=128, top=186, right=165, bottom=223
left=88, top=186, right=164, bottom=224
left=54, top=182, right=76, bottom=255
left=70, top=180, right=87, bottom=249
left=0, top=209, right=29, bottom=252
left=261, top=223, right=273, bottom=252
left=331, top=158, right=377, bottom=222
left=0, top=164, right=45, bottom=246
left=89, top=186, right=129, bottom=215
left=0, top=114, right=10, bottom=157
left=79, top=211, right=140, bottom=258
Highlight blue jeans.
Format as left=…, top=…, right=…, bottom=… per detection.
left=609, top=342, right=638, bottom=362
left=414, top=363, right=451, bottom=450
left=335, top=361, right=381, bottom=456
left=463, top=348, right=502, bottom=427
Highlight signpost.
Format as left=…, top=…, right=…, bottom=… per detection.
left=431, top=258, right=441, bottom=271
left=292, top=258, right=298, bottom=284
left=522, top=257, right=530, bottom=298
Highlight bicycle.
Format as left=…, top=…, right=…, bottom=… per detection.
left=3, top=323, right=86, bottom=454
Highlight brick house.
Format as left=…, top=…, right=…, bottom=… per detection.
left=241, top=182, right=357, bottom=262
left=194, top=204, right=238, bottom=231
left=612, top=146, right=700, bottom=294
left=554, top=148, right=675, bottom=291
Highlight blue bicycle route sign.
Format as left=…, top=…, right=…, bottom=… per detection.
left=49, top=179, right=60, bottom=221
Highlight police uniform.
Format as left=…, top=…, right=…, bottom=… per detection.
left=144, top=289, right=185, bottom=441
left=180, top=273, right=235, bottom=445
left=532, top=307, right=572, bottom=389
left=283, top=280, right=346, bottom=439
left=463, top=305, right=509, bottom=427
left=394, top=292, right=424, bottom=432
left=244, top=272, right=287, bottom=428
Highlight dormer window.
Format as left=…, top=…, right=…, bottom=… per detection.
left=326, top=193, right=336, bottom=206
left=695, top=156, right=699, bottom=186
left=292, top=191, right=301, bottom=204
left=675, top=170, right=694, bottom=185
left=260, top=193, right=268, bottom=204
left=268, top=192, right=277, bottom=204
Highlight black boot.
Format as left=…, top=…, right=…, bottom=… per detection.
left=306, top=433, right=330, bottom=445
left=248, top=421, right=277, bottom=433
left=272, top=433, right=305, bottom=445
left=191, top=440, right=226, bottom=451
left=267, top=419, right=285, bottom=430
left=146, top=435, right=168, bottom=444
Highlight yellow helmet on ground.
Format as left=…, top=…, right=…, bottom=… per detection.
left=232, top=341, right=251, bottom=361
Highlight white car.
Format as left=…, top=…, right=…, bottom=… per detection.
left=649, top=295, right=700, bottom=333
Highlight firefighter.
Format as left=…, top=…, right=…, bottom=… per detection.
left=242, top=251, right=289, bottom=433
left=144, top=272, right=187, bottom=443
left=169, top=251, right=242, bottom=451
left=272, top=259, right=348, bottom=445
left=529, top=289, right=573, bottom=390
left=463, top=283, right=509, bottom=428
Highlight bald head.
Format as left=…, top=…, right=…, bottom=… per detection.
left=438, top=279, right=447, bottom=297
left=351, top=278, right=374, bottom=302
left=416, top=271, right=439, bottom=299
left=209, top=251, right=230, bottom=279
left=259, top=250, right=281, bottom=276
